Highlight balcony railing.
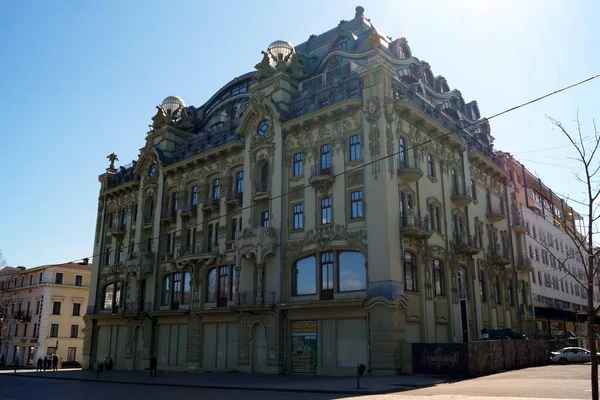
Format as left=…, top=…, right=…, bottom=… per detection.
left=226, top=191, right=243, bottom=204
left=451, top=184, right=473, bottom=207
left=396, top=154, right=422, bottom=183
left=177, top=243, right=217, bottom=259
left=255, top=182, right=269, bottom=194
left=290, top=74, right=361, bottom=118
left=516, top=254, right=533, bottom=271
left=454, top=233, right=481, bottom=255
left=161, top=208, right=177, bottom=221
left=310, top=163, right=334, bottom=179
left=142, top=214, right=153, bottom=226
left=13, top=311, right=31, bottom=322
left=180, top=203, right=198, bottom=216
left=202, top=197, right=220, bottom=210
left=399, top=212, right=431, bottom=238
left=486, top=205, right=506, bottom=222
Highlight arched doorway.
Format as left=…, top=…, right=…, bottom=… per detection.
left=251, top=323, right=267, bottom=373
left=133, top=326, right=143, bottom=370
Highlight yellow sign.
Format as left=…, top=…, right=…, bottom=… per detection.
left=291, top=321, right=317, bottom=333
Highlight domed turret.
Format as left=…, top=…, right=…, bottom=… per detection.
left=161, top=96, right=186, bottom=115
left=267, top=40, right=295, bottom=68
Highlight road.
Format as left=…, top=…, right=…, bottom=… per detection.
left=0, top=364, right=595, bottom=400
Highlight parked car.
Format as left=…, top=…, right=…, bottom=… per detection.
left=550, top=347, right=600, bottom=364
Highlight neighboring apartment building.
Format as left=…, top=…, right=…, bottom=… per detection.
left=83, top=6, right=597, bottom=375
left=507, top=157, right=600, bottom=338
left=0, top=262, right=91, bottom=366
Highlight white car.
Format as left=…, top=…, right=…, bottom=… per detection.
left=550, top=347, right=600, bottom=364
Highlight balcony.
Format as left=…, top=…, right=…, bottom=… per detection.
left=180, top=203, right=198, bottom=218
left=142, top=214, right=153, bottom=229
left=202, top=197, right=220, bottom=212
left=451, top=184, right=473, bottom=207
left=161, top=208, right=176, bottom=223
left=486, top=206, right=506, bottom=223
left=309, top=164, right=335, bottom=188
left=107, top=225, right=126, bottom=239
left=512, top=217, right=527, bottom=234
left=176, top=243, right=217, bottom=261
left=489, top=245, right=511, bottom=266
left=516, top=254, right=533, bottom=272
left=13, top=311, right=31, bottom=323
left=236, top=227, right=277, bottom=252
left=454, top=233, right=481, bottom=255
left=254, top=183, right=269, bottom=200
left=399, top=212, right=432, bottom=239
left=396, top=155, right=423, bottom=183
left=225, top=191, right=243, bottom=206
left=239, top=290, right=276, bottom=307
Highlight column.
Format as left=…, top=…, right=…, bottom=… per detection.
left=255, top=263, right=264, bottom=305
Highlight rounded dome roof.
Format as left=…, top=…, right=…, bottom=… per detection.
left=161, top=96, right=186, bottom=114
left=267, top=40, right=295, bottom=67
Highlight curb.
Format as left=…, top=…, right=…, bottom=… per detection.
left=7, top=373, right=414, bottom=395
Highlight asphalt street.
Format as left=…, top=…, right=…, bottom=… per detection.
left=0, top=364, right=595, bottom=400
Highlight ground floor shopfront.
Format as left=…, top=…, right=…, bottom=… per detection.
left=83, top=292, right=525, bottom=376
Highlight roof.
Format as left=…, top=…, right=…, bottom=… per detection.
left=2, top=262, right=91, bottom=274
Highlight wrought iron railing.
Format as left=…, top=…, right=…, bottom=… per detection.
left=400, top=212, right=431, bottom=231
left=290, top=75, right=362, bottom=118
left=451, top=184, right=473, bottom=198
left=310, top=163, right=334, bottom=179
left=454, top=233, right=479, bottom=248
left=255, top=182, right=269, bottom=194
left=396, top=153, right=420, bottom=170
left=226, top=191, right=243, bottom=202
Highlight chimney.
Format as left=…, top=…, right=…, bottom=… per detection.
left=82, top=258, right=89, bottom=265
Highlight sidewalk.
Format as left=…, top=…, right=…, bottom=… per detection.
left=3, top=368, right=449, bottom=395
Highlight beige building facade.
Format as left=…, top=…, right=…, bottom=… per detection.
left=83, top=6, right=594, bottom=376
left=0, top=262, right=91, bottom=366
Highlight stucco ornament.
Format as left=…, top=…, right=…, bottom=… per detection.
left=255, top=51, right=275, bottom=81
left=365, top=96, right=382, bottom=178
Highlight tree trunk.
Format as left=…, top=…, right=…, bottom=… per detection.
left=588, top=280, right=598, bottom=400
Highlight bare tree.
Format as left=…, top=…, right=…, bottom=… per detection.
left=533, top=114, right=600, bottom=400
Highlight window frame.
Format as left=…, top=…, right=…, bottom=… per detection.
left=292, top=203, right=304, bottom=230
left=433, top=259, right=445, bottom=296
left=404, top=251, right=418, bottom=292
left=349, top=134, right=361, bottom=161
left=52, top=301, right=61, bottom=315
left=350, top=190, right=363, bottom=219
left=293, top=152, right=303, bottom=177
left=321, top=197, right=332, bottom=225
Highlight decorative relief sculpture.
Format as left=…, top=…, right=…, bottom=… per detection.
left=365, top=96, right=382, bottom=179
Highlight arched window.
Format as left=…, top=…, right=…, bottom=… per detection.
left=433, top=259, right=445, bottom=296
left=260, top=163, right=269, bottom=188
left=102, top=282, right=122, bottom=312
left=338, top=252, right=366, bottom=292
left=183, top=273, right=192, bottom=304
left=205, top=266, right=235, bottom=306
left=293, top=256, right=317, bottom=296
left=404, top=251, right=418, bottom=292
left=479, top=270, right=487, bottom=302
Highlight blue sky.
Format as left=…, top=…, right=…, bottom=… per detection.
left=1, top=0, right=599, bottom=267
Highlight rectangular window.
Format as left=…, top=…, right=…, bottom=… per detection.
left=121, top=208, right=127, bottom=230
left=261, top=211, right=270, bottom=227
left=38, top=272, right=42, bottom=283
left=52, top=301, right=61, bottom=315
left=471, top=179, right=477, bottom=199
left=33, top=323, right=38, bottom=337
left=236, top=171, right=244, bottom=193
left=23, top=323, right=27, bottom=337
left=293, top=204, right=304, bottom=230
left=213, top=178, right=221, bottom=200
left=20, top=276, right=24, bottom=287
left=293, top=153, right=303, bottom=177
left=349, top=134, right=361, bottom=161
left=105, top=247, right=111, bottom=265
left=321, top=198, right=332, bottom=224
left=133, top=204, right=138, bottom=222
left=35, top=301, right=40, bottom=315
left=350, top=191, right=363, bottom=219
left=72, top=303, right=81, bottom=316
left=54, top=273, right=63, bottom=284
left=50, top=324, right=59, bottom=338
left=70, top=325, right=79, bottom=338
left=191, top=185, right=199, bottom=206
left=118, top=244, right=125, bottom=263
left=28, top=275, right=33, bottom=285
left=171, top=191, right=178, bottom=212
left=320, top=144, right=331, bottom=169
left=427, top=154, right=435, bottom=177
left=231, top=217, right=237, bottom=240
left=398, top=138, right=407, bottom=167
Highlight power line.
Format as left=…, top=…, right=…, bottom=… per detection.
left=66, top=72, right=600, bottom=265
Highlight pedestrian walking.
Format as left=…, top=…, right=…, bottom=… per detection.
left=13, top=356, right=20, bottom=373
left=149, top=356, right=157, bottom=377
left=36, top=357, right=43, bottom=372
left=43, top=356, right=48, bottom=371
left=52, top=355, right=58, bottom=371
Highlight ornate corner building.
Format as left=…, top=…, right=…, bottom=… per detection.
left=83, top=6, right=596, bottom=375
